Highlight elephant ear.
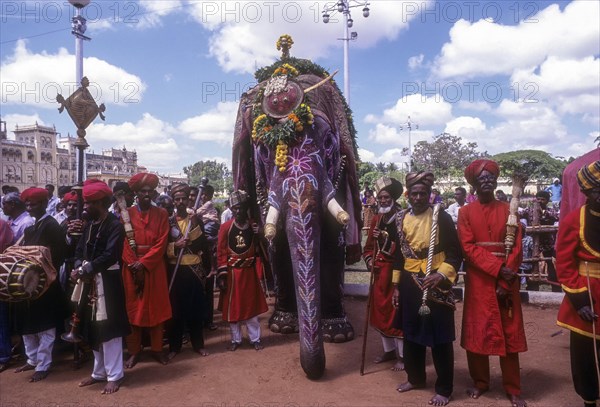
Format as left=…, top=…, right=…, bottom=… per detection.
left=297, top=74, right=363, bottom=264
left=232, top=85, right=263, bottom=221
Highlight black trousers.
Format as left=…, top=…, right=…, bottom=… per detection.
left=571, top=331, right=600, bottom=404
left=168, top=318, right=204, bottom=353
left=404, top=339, right=454, bottom=397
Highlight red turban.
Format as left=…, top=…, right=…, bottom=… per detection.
left=21, top=188, right=49, bottom=203
left=128, top=172, right=159, bottom=192
left=62, top=191, right=78, bottom=204
left=83, top=179, right=113, bottom=201
left=464, top=159, right=500, bottom=186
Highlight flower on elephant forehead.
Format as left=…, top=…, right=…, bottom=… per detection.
left=273, top=63, right=299, bottom=78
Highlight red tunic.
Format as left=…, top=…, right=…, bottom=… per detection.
left=363, top=214, right=402, bottom=338
left=217, top=219, right=268, bottom=322
left=556, top=206, right=600, bottom=339
left=122, top=206, right=172, bottom=327
left=458, top=199, right=527, bottom=356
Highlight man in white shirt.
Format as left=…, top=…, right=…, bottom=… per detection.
left=45, top=184, right=60, bottom=217
left=446, top=187, right=467, bottom=226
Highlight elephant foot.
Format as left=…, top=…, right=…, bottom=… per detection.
left=322, top=316, right=354, bottom=343
left=269, top=310, right=299, bottom=334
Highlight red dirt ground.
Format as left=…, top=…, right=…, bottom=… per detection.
left=0, top=299, right=584, bottom=407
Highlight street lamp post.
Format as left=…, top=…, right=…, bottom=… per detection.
left=322, top=1, right=370, bottom=107
left=400, top=116, right=419, bottom=172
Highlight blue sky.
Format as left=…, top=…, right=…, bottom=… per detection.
left=1, top=0, right=599, bottom=175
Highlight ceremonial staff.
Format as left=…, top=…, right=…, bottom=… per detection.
left=168, top=178, right=208, bottom=292
left=418, top=203, right=441, bottom=316
left=360, top=232, right=380, bottom=376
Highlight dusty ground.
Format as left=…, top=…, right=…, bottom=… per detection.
left=0, top=298, right=583, bottom=407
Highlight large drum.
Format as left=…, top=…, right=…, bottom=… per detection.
left=0, top=245, right=56, bottom=302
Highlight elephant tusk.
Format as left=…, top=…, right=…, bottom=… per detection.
left=264, top=206, right=279, bottom=241
left=327, top=198, right=350, bottom=226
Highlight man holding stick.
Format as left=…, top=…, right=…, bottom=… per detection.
left=458, top=159, right=527, bottom=407
left=122, top=173, right=171, bottom=368
left=555, top=160, right=600, bottom=407
left=362, top=176, right=404, bottom=371
left=393, top=172, right=461, bottom=406
left=166, top=183, right=209, bottom=360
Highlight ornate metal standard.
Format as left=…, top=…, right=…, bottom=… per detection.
left=57, top=77, right=106, bottom=186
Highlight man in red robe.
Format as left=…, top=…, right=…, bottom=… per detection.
left=556, top=160, right=600, bottom=407
left=122, top=173, right=172, bottom=367
left=363, top=176, right=404, bottom=370
left=458, top=159, right=527, bottom=407
left=217, top=190, right=268, bottom=351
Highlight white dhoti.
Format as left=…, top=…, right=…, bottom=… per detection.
left=91, top=336, right=124, bottom=382
left=381, top=335, right=404, bottom=358
left=229, top=316, right=261, bottom=344
left=23, top=327, right=56, bottom=372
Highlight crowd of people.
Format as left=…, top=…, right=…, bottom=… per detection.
left=0, top=173, right=268, bottom=395
left=0, top=158, right=598, bottom=407
left=361, top=159, right=599, bottom=407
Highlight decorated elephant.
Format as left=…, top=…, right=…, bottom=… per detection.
left=232, top=36, right=363, bottom=379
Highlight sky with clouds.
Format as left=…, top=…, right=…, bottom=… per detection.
left=1, top=0, right=598, bottom=174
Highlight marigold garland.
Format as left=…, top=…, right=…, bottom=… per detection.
left=252, top=103, right=314, bottom=148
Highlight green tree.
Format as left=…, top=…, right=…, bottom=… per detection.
left=183, top=160, right=232, bottom=194
left=411, top=133, right=487, bottom=181
left=493, top=150, right=567, bottom=186
left=375, top=162, right=387, bottom=173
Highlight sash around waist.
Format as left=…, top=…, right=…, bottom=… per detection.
left=579, top=261, right=600, bottom=278
left=168, top=254, right=201, bottom=266
left=475, top=242, right=505, bottom=258
left=404, top=251, right=445, bottom=274
left=228, top=257, right=255, bottom=268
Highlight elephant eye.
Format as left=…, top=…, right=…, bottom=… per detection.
left=272, top=98, right=278, bottom=105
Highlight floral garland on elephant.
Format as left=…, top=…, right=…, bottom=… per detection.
left=231, top=35, right=363, bottom=379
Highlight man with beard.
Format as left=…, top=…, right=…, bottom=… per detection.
left=72, top=179, right=130, bottom=394
left=458, top=159, right=527, bottom=407
left=217, top=190, right=268, bottom=351
left=363, top=176, right=404, bottom=371
left=393, top=172, right=461, bottom=406
left=166, top=183, right=209, bottom=360
left=121, top=173, right=171, bottom=368
left=13, top=187, right=67, bottom=382
left=109, top=182, right=135, bottom=220
left=555, top=161, right=600, bottom=407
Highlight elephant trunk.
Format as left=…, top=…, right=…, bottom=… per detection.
left=291, top=228, right=326, bottom=379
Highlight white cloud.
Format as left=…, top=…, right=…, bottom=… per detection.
left=185, top=0, right=423, bottom=74
left=357, top=147, right=408, bottom=166
left=365, top=94, right=453, bottom=127
left=444, top=116, right=486, bottom=143
left=367, top=123, right=433, bottom=147
left=511, top=56, right=600, bottom=118
left=136, top=0, right=183, bottom=29
left=178, top=101, right=238, bottom=145
left=408, top=54, right=425, bottom=70
left=432, top=1, right=600, bottom=79
left=1, top=40, right=146, bottom=108
left=88, top=113, right=181, bottom=170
